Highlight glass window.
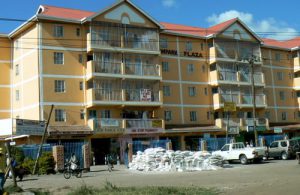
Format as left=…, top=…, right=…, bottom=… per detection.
left=160, top=38, right=168, bottom=49
left=190, top=111, right=197, bottom=121
left=163, top=86, right=171, bottom=96
left=54, top=52, right=64, bottom=64
left=164, top=111, right=172, bottom=121
left=187, top=64, right=194, bottom=73
left=80, top=110, right=85, bottom=120
left=188, top=87, right=196, bottom=96
left=281, top=141, right=287, bottom=147
left=221, top=145, right=230, bottom=151
left=279, top=91, right=285, bottom=100
left=265, top=111, right=271, bottom=119
left=15, top=64, right=19, bottom=76
left=78, top=54, right=83, bottom=63
left=270, top=142, right=278, bottom=148
left=79, top=82, right=83, bottom=90
left=275, top=53, right=281, bottom=61
left=76, top=28, right=81, bottom=37
left=55, top=109, right=66, bottom=122
left=277, top=72, right=283, bottom=80
left=16, top=90, right=20, bottom=101
left=162, top=61, right=169, bottom=72
left=186, top=41, right=192, bottom=51
left=100, top=110, right=111, bottom=118
left=212, top=88, right=218, bottom=94
left=282, top=112, right=287, bottom=120
left=54, top=25, right=64, bottom=37
left=55, top=80, right=65, bottom=93
left=89, top=110, right=97, bottom=119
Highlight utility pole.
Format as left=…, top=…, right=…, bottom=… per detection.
left=33, top=105, right=54, bottom=175
left=248, top=55, right=258, bottom=146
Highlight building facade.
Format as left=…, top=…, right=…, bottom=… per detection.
left=0, top=0, right=300, bottom=163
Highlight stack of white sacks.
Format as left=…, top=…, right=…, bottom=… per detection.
left=129, top=147, right=224, bottom=172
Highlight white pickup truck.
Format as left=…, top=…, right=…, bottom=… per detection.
left=212, top=142, right=265, bottom=164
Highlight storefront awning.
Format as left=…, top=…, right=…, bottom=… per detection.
left=5, top=135, right=30, bottom=141
left=270, top=124, right=300, bottom=131
left=165, top=126, right=222, bottom=134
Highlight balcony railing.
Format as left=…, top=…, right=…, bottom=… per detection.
left=215, top=118, right=241, bottom=129
left=94, top=88, right=122, bottom=101
left=94, top=61, right=122, bottom=74
left=125, top=63, right=160, bottom=77
left=88, top=118, right=164, bottom=132
left=242, top=118, right=269, bottom=127
left=215, top=118, right=269, bottom=129
left=87, top=88, right=162, bottom=107
left=240, top=94, right=266, bottom=106
left=219, top=71, right=238, bottom=81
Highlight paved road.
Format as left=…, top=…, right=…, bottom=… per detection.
left=6, top=159, right=300, bottom=195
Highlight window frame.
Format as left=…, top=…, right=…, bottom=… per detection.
left=54, top=52, right=64, bottom=65
left=164, top=111, right=172, bottom=121
left=163, top=86, right=171, bottom=96
left=55, top=80, right=66, bottom=93
left=190, top=111, right=197, bottom=121
left=53, top=25, right=64, bottom=37
left=188, top=87, right=196, bottom=97
left=55, top=109, right=66, bottom=122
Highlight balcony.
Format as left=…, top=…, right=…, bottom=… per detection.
left=86, top=61, right=162, bottom=80
left=210, top=70, right=265, bottom=86
left=213, top=93, right=267, bottom=110
left=241, top=118, right=269, bottom=131
left=86, top=88, right=163, bottom=107
left=88, top=118, right=164, bottom=134
left=87, top=25, right=159, bottom=54
left=294, top=57, right=300, bottom=72
left=294, top=77, right=300, bottom=90
left=215, top=118, right=241, bottom=129
left=240, top=94, right=267, bottom=108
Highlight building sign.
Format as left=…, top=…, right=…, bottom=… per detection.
left=224, top=102, right=237, bottom=112
left=16, top=119, right=45, bottom=136
left=140, top=89, right=152, bottom=102
left=160, top=49, right=178, bottom=55
left=228, top=127, right=239, bottom=135
left=125, top=128, right=164, bottom=134
left=247, top=126, right=266, bottom=132
left=274, top=127, right=283, bottom=134
left=94, top=127, right=125, bottom=134
left=100, top=119, right=120, bottom=127
left=183, top=51, right=203, bottom=58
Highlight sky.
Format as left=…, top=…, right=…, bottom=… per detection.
left=0, top=0, right=299, bottom=40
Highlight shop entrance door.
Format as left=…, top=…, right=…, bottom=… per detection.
left=91, top=138, right=110, bottom=165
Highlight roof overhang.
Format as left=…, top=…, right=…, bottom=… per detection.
left=5, top=135, right=30, bottom=141
left=9, top=15, right=37, bottom=38
left=161, top=30, right=206, bottom=39
left=82, top=0, right=164, bottom=29
left=261, top=44, right=291, bottom=51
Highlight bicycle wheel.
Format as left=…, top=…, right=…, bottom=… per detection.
left=63, top=170, right=71, bottom=179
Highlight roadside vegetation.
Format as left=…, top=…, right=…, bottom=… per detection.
left=68, top=181, right=219, bottom=195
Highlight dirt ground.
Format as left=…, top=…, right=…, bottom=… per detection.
left=6, top=159, right=300, bottom=195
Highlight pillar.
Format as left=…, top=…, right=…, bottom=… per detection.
left=128, top=143, right=133, bottom=163
left=52, top=145, right=64, bottom=171
left=166, top=141, right=172, bottom=150
left=180, top=135, right=186, bottom=151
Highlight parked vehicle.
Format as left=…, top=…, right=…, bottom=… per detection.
left=212, top=142, right=265, bottom=165
left=63, top=161, right=82, bottom=179
left=265, top=139, right=300, bottom=160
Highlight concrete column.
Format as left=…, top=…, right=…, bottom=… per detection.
left=180, top=135, right=185, bottom=151
left=166, top=141, right=172, bottom=150
left=201, top=140, right=207, bottom=151
left=128, top=143, right=133, bottom=163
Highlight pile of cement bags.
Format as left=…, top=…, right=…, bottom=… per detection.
left=129, top=147, right=224, bottom=172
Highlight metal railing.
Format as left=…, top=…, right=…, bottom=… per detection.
left=219, top=71, right=237, bottom=81
left=241, top=94, right=265, bottom=105
left=125, top=119, right=163, bottom=128
left=124, top=63, right=160, bottom=76
left=94, top=88, right=122, bottom=101
left=124, top=89, right=160, bottom=102
left=220, top=94, right=239, bottom=104
left=94, top=61, right=122, bottom=74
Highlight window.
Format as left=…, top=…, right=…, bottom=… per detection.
left=89, top=110, right=97, bottom=119
left=163, top=86, right=171, bottom=96
left=16, top=90, right=20, bottom=101
left=298, top=111, right=300, bottom=118
left=281, top=141, right=287, bottom=147
left=202, top=65, right=206, bottom=73
left=188, top=87, right=196, bottom=96
left=80, top=110, right=85, bottom=120
left=270, top=142, right=278, bottom=148
left=162, top=61, right=169, bottom=72
left=54, top=25, right=64, bottom=37
left=282, top=112, right=287, bottom=121
left=277, top=72, right=283, bottom=80
left=221, top=145, right=230, bottom=151
left=54, top=52, right=64, bottom=64
left=186, top=41, right=192, bottom=51
left=76, top=28, right=81, bottom=37
left=200, top=43, right=204, bottom=50
left=206, top=112, right=210, bottom=120
left=204, top=88, right=208, bottom=95
left=15, top=40, right=19, bottom=50
left=190, top=111, right=197, bottom=121
left=55, top=109, right=66, bottom=122
left=187, top=64, right=194, bottom=73
left=78, top=54, right=83, bottom=63
left=297, top=91, right=300, bottom=98
left=164, top=111, right=172, bottom=121
left=100, top=110, right=111, bottom=118
left=212, top=87, right=218, bottom=94
left=265, top=111, right=271, bottom=119
left=55, top=80, right=65, bottom=93
left=275, top=53, right=281, bottom=61
left=79, top=82, right=83, bottom=90
left=279, top=91, right=285, bottom=101
left=160, top=38, right=168, bottom=49
left=15, top=64, right=19, bottom=76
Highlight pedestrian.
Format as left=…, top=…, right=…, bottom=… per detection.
left=69, top=153, right=78, bottom=170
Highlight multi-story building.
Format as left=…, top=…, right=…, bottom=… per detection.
left=0, top=0, right=299, bottom=163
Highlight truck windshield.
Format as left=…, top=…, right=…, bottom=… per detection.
left=221, top=145, right=230, bottom=151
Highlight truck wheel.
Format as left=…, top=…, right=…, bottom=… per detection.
left=281, top=152, right=288, bottom=160
left=240, top=154, right=248, bottom=165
